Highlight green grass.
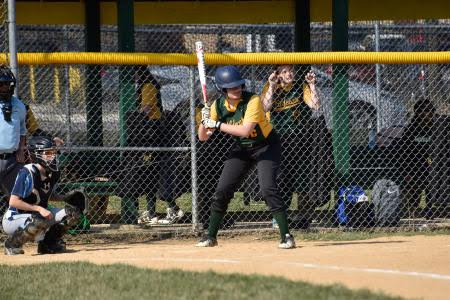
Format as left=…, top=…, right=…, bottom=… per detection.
left=0, top=262, right=403, bottom=300
left=105, top=192, right=269, bottom=215
left=105, top=191, right=336, bottom=215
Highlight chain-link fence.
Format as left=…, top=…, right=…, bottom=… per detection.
left=2, top=19, right=450, bottom=233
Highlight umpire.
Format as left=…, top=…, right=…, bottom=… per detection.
left=196, top=66, right=295, bottom=249
left=0, top=65, right=27, bottom=214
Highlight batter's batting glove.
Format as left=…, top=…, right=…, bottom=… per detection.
left=201, top=118, right=222, bottom=130
left=62, top=189, right=88, bottom=214
left=201, top=106, right=210, bottom=121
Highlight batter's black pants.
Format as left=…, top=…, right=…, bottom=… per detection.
left=211, top=142, right=285, bottom=214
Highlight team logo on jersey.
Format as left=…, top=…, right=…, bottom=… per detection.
left=273, top=97, right=300, bottom=112
left=42, top=182, right=51, bottom=193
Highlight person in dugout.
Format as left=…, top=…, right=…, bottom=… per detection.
left=120, top=66, right=184, bottom=225
left=260, top=65, right=320, bottom=229
left=397, top=98, right=436, bottom=218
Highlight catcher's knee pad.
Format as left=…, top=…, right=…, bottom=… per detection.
left=63, top=204, right=82, bottom=227
left=6, top=216, right=50, bottom=247
left=5, top=228, right=28, bottom=249
left=25, top=215, right=51, bottom=237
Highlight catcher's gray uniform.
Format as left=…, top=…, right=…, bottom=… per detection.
left=3, top=136, right=86, bottom=255
left=2, top=206, right=69, bottom=238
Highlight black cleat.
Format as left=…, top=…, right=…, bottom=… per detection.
left=37, top=240, right=67, bottom=254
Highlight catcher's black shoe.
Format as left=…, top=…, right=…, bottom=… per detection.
left=37, top=239, right=67, bottom=254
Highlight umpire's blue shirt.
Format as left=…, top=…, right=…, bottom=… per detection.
left=0, top=96, right=27, bottom=153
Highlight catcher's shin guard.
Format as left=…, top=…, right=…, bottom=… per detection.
left=4, top=215, right=50, bottom=255
left=4, top=228, right=27, bottom=255
left=38, top=223, right=67, bottom=254
left=37, top=204, right=82, bottom=254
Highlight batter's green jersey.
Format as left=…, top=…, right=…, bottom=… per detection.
left=210, top=91, right=273, bottom=147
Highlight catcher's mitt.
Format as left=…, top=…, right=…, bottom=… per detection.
left=63, top=189, right=88, bottom=214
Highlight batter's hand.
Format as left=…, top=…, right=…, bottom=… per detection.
left=201, top=106, right=210, bottom=121
left=202, top=118, right=222, bottom=130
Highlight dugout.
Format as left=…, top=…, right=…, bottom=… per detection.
left=6, top=0, right=450, bottom=227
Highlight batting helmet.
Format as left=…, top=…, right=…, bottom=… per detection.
left=0, top=65, right=16, bottom=102
left=214, top=66, right=245, bottom=89
left=28, top=136, right=59, bottom=172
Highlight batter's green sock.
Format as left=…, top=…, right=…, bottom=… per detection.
left=208, top=211, right=225, bottom=238
left=272, top=211, right=289, bottom=239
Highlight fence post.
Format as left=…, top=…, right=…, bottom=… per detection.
left=7, top=0, right=18, bottom=94
left=118, top=0, right=137, bottom=224
left=189, top=67, right=199, bottom=231
left=332, top=0, right=351, bottom=184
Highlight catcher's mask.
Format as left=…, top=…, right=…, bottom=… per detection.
left=28, top=136, right=59, bottom=172
left=0, top=64, right=16, bottom=103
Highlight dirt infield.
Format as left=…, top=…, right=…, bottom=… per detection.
left=1, top=235, right=449, bottom=300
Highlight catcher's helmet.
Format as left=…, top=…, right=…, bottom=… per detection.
left=0, top=65, right=16, bottom=102
left=214, top=66, right=245, bottom=89
left=28, top=136, right=59, bottom=172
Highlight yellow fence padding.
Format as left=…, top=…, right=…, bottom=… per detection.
left=1, top=51, right=450, bottom=66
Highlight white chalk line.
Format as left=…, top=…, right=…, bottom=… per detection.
left=142, top=257, right=450, bottom=281
left=286, top=262, right=450, bottom=281
left=121, top=257, right=450, bottom=281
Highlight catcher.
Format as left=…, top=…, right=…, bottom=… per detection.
left=2, top=135, right=87, bottom=255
